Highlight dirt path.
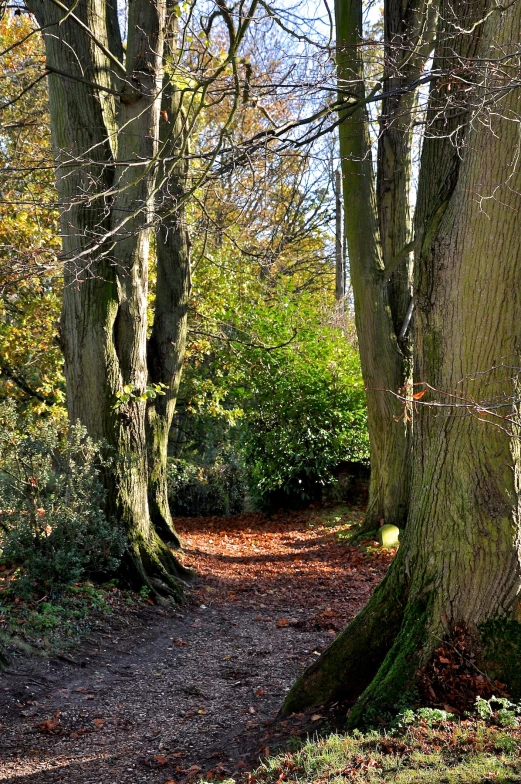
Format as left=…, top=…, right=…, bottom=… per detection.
left=0, top=507, right=393, bottom=784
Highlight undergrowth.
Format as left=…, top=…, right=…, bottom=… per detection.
left=0, top=577, right=148, bottom=656
left=221, top=703, right=521, bottom=783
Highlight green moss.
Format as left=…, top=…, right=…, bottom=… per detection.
left=480, top=618, right=521, bottom=699
left=282, top=567, right=407, bottom=716
left=347, top=598, right=430, bottom=728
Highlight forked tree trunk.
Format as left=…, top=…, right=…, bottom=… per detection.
left=284, top=0, right=521, bottom=723
left=28, top=0, right=191, bottom=597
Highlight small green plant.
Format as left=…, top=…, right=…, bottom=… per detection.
left=475, top=696, right=521, bottom=727
left=0, top=402, right=126, bottom=595
left=113, top=382, right=167, bottom=410
left=396, top=706, right=456, bottom=728
left=494, top=734, right=518, bottom=753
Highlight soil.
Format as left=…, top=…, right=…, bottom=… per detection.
left=0, top=506, right=394, bottom=784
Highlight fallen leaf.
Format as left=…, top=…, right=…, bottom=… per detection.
left=93, top=718, right=104, bottom=728
left=276, top=618, right=290, bottom=628
left=311, top=714, right=324, bottom=721
left=38, top=717, right=61, bottom=733
left=255, top=688, right=265, bottom=696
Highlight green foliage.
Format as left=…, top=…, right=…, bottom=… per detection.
left=167, top=458, right=246, bottom=517
left=0, top=402, right=126, bottom=595
left=397, top=707, right=457, bottom=728
left=475, top=696, right=521, bottom=728
left=175, top=267, right=369, bottom=510
left=113, top=382, right=167, bottom=410
left=239, top=329, right=368, bottom=509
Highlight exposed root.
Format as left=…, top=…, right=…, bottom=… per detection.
left=281, top=559, right=407, bottom=716
left=121, top=530, right=193, bottom=604
left=346, top=597, right=428, bottom=727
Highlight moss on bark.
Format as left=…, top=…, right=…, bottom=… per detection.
left=282, top=559, right=408, bottom=714
left=123, top=530, right=193, bottom=604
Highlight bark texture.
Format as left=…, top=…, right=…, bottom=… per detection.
left=26, top=0, right=191, bottom=597
left=336, top=0, right=411, bottom=532
left=284, top=0, right=521, bottom=723
left=146, top=59, right=191, bottom=546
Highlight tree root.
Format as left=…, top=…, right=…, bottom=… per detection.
left=282, top=559, right=408, bottom=716
left=122, top=530, right=193, bottom=604
left=346, top=596, right=428, bottom=727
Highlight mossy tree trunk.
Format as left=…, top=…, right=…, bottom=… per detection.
left=146, top=14, right=191, bottom=548
left=338, top=0, right=435, bottom=533
left=26, top=0, right=191, bottom=598
left=284, top=0, right=521, bottom=724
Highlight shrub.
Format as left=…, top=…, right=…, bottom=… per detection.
left=0, top=402, right=125, bottom=595
left=239, top=334, right=369, bottom=511
left=167, top=458, right=246, bottom=517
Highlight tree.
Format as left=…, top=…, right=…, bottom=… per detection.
left=19, top=0, right=196, bottom=597
left=18, top=0, right=306, bottom=595
left=336, top=0, right=437, bottom=533
left=283, top=0, right=521, bottom=723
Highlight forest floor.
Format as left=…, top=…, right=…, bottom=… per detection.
left=0, top=504, right=394, bottom=784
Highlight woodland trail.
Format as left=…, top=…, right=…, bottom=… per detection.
left=0, top=506, right=393, bottom=784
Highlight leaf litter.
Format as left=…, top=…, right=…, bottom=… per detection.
left=0, top=504, right=394, bottom=784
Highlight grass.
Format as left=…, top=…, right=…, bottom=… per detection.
left=246, top=715, right=521, bottom=783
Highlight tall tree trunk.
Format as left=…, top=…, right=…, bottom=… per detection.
left=28, top=0, right=191, bottom=598
left=337, top=0, right=409, bottom=531
left=146, top=41, right=191, bottom=546
left=284, top=0, right=521, bottom=723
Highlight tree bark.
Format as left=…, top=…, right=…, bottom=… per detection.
left=27, top=0, right=191, bottom=597
left=146, top=31, right=191, bottom=546
left=336, top=0, right=409, bottom=532
left=284, top=0, right=521, bottom=723
left=377, top=0, right=437, bottom=332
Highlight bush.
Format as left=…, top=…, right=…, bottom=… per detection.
left=0, top=402, right=126, bottom=595
left=167, top=458, right=246, bottom=517
left=239, top=334, right=369, bottom=511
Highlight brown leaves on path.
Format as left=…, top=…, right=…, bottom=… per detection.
left=176, top=505, right=394, bottom=631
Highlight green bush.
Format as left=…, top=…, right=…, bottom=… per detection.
left=0, top=402, right=125, bottom=595
left=239, top=334, right=369, bottom=511
left=167, top=458, right=246, bottom=517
